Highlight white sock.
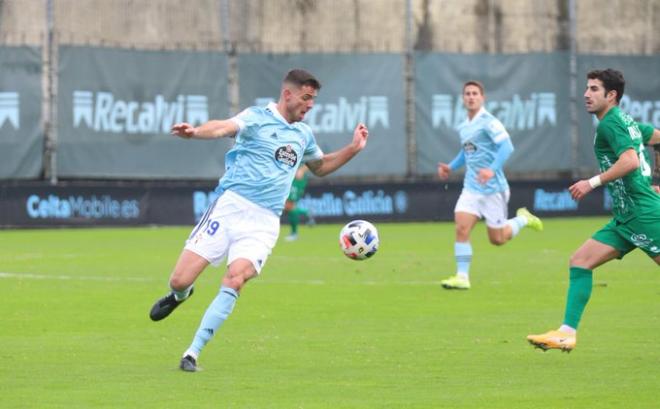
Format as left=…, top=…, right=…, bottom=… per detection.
left=506, top=215, right=527, bottom=238
left=559, top=324, right=576, bottom=334
left=172, top=285, right=193, bottom=301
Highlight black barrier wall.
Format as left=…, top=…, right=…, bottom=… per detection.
left=1, top=180, right=611, bottom=228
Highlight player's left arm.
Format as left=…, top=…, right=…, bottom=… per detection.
left=569, top=148, right=639, bottom=200
left=644, top=127, right=660, bottom=185
left=477, top=137, right=514, bottom=184
left=637, top=122, right=659, bottom=146
left=652, top=129, right=660, bottom=190
left=635, top=122, right=659, bottom=187
left=477, top=117, right=513, bottom=184
left=307, top=123, right=369, bottom=177
left=648, top=128, right=660, bottom=145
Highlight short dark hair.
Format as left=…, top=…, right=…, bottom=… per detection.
left=587, top=68, right=625, bottom=103
left=463, top=80, right=485, bottom=95
left=283, top=69, right=321, bottom=90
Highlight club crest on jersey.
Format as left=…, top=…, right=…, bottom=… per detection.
left=463, top=142, right=477, bottom=154
left=275, top=145, right=298, bottom=167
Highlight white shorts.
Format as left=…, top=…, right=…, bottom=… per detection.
left=184, top=190, right=280, bottom=273
left=454, top=188, right=510, bottom=228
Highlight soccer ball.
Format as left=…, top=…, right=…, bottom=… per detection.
left=339, top=220, right=379, bottom=260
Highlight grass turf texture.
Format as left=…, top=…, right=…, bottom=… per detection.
left=1, top=217, right=658, bottom=408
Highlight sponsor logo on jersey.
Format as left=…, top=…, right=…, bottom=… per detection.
left=0, top=92, right=20, bottom=129
left=275, top=145, right=298, bottom=167
left=256, top=96, right=390, bottom=134
left=463, top=142, right=477, bottom=154
left=630, top=233, right=655, bottom=251
left=73, top=91, right=208, bottom=134
left=432, top=92, right=557, bottom=131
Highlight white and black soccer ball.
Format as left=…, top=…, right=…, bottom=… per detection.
left=339, top=220, right=379, bottom=260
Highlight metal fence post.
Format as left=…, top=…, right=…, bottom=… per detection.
left=405, top=0, right=416, bottom=178
left=568, top=0, right=578, bottom=178
left=221, top=0, right=239, bottom=116
left=43, top=0, right=57, bottom=184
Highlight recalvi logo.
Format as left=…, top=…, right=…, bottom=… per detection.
left=432, top=93, right=557, bottom=131
left=255, top=96, right=390, bottom=134
left=73, top=91, right=208, bottom=134
left=592, top=95, right=660, bottom=128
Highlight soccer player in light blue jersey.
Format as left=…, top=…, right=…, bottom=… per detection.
left=437, top=80, right=543, bottom=290
left=149, top=69, right=369, bottom=372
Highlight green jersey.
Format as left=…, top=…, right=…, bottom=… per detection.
left=287, top=173, right=309, bottom=202
left=594, top=106, right=660, bottom=222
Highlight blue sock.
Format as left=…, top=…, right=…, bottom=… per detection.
left=506, top=215, right=527, bottom=237
left=455, top=242, right=472, bottom=279
left=187, top=286, right=238, bottom=358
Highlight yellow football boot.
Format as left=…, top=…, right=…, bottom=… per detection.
left=516, top=207, right=544, bottom=231
left=440, top=275, right=471, bottom=290
left=527, top=330, right=576, bottom=352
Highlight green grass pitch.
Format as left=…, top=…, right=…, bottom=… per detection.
left=1, top=217, right=658, bottom=408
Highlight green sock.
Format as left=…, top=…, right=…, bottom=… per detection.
left=562, top=266, right=593, bottom=329
left=288, top=209, right=300, bottom=234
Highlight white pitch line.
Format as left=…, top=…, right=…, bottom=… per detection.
left=257, top=279, right=445, bottom=286
left=0, top=272, right=155, bottom=283
left=0, top=272, right=443, bottom=286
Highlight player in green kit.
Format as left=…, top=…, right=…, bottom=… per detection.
left=284, top=164, right=314, bottom=241
left=527, top=68, right=660, bottom=352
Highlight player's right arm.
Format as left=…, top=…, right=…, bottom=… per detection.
left=171, top=120, right=239, bottom=139
left=438, top=150, right=465, bottom=180
left=569, top=122, right=641, bottom=201
left=569, top=148, right=639, bottom=201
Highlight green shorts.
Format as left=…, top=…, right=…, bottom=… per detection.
left=592, top=215, right=660, bottom=259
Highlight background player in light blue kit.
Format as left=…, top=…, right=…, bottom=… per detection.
left=149, top=69, right=369, bottom=371
left=437, top=80, right=543, bottom=290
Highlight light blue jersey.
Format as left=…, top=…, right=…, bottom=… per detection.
left=216, top=102, right=323, bottom=215
left=456, top=107, right=511, bottom=195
